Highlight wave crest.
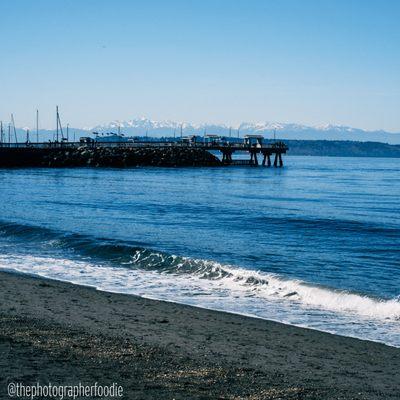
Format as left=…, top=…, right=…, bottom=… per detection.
left=126, top=248, right=400, bottom=321
left=1, top=219, right=399, bottom=322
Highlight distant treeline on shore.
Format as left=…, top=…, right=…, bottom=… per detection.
left=284, top=140, right=400, bottom=158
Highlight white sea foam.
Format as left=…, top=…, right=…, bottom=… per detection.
left=209, top=264, right=400, bottom=320
left=1, top=253, right=399, bottom=347
left=129, top=250, right=400, bottom=321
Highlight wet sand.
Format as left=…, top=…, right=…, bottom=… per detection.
left=0, top=270, right=399, bottom=399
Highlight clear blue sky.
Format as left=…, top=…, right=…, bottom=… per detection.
left=0, top=0, right=399, bottom=131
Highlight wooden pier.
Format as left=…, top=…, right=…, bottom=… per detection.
left=0, top=137, right=288, bottom=168
left=0, top=132, right=288, bottom=168
left=202, top=141, right=287, bottom=167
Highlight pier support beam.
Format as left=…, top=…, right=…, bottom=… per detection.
left=250, top=151, right=258, bottom=166
left=273, top=153, right=278, bottom=167
left=273, top=152, right=284, bottom=167
left=222, top=149, right=234, bottom=164
left=262, top=152, right=271, bottom=167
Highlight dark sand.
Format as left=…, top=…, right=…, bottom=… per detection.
left=1, top=271, right=399, bottom=399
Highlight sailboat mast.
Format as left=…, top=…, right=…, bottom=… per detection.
left=56, top=106, right=59, bottom=142
left=0, top=121, right=3, bottom=146
left=56, top=106, right=64, bottom=141
left=36, top=110, right=39, bottom=143
left=11, top=114, right=18, bottom=144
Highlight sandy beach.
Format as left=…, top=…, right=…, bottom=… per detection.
left=0, top=270, right=399, bottom=399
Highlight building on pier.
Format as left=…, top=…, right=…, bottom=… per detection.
left=243, top=135, right=264, bottom=147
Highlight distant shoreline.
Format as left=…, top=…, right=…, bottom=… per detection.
left=1, top=270, right=399, bottom=399
left=284, top=140, right=400, bottom=158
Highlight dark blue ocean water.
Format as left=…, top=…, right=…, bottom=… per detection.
left=1, top=156, right=399, bottom=346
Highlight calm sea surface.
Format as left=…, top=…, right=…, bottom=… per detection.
left=1, top=156, right=399, bottom=346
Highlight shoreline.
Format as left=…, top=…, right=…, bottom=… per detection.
left=11, top=269, right=398, bottom=350
left=1, top=270, right=399, bottom=399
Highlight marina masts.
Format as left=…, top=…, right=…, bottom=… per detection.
left=11, top=114, right=18, bottom=143
left=56, top=106, right=64, bottom=141
left=36, top=110, right=39, bottom=143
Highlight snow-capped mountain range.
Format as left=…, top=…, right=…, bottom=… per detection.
left=8, top=118, right=400, bottom=144
left=86, top=118, right=400, bottom=144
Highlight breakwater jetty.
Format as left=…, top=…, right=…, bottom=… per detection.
left=0, top=145, right=220, bottom=168
left=0, top=137, right=288, bottom=168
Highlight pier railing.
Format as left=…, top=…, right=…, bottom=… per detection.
left=0, top=140, right=288, bottom=151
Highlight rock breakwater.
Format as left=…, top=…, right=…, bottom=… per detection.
left=0, top=146, right=222, bottom=168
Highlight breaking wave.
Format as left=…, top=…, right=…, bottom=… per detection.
left=1, top=219, right=400, bottom=347
left=130, top=248, right=400, bottom=321
left=1, top=219, right=399, bottom=323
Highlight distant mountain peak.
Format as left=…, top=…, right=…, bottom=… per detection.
left=65, top=117, right=400, bottom=145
